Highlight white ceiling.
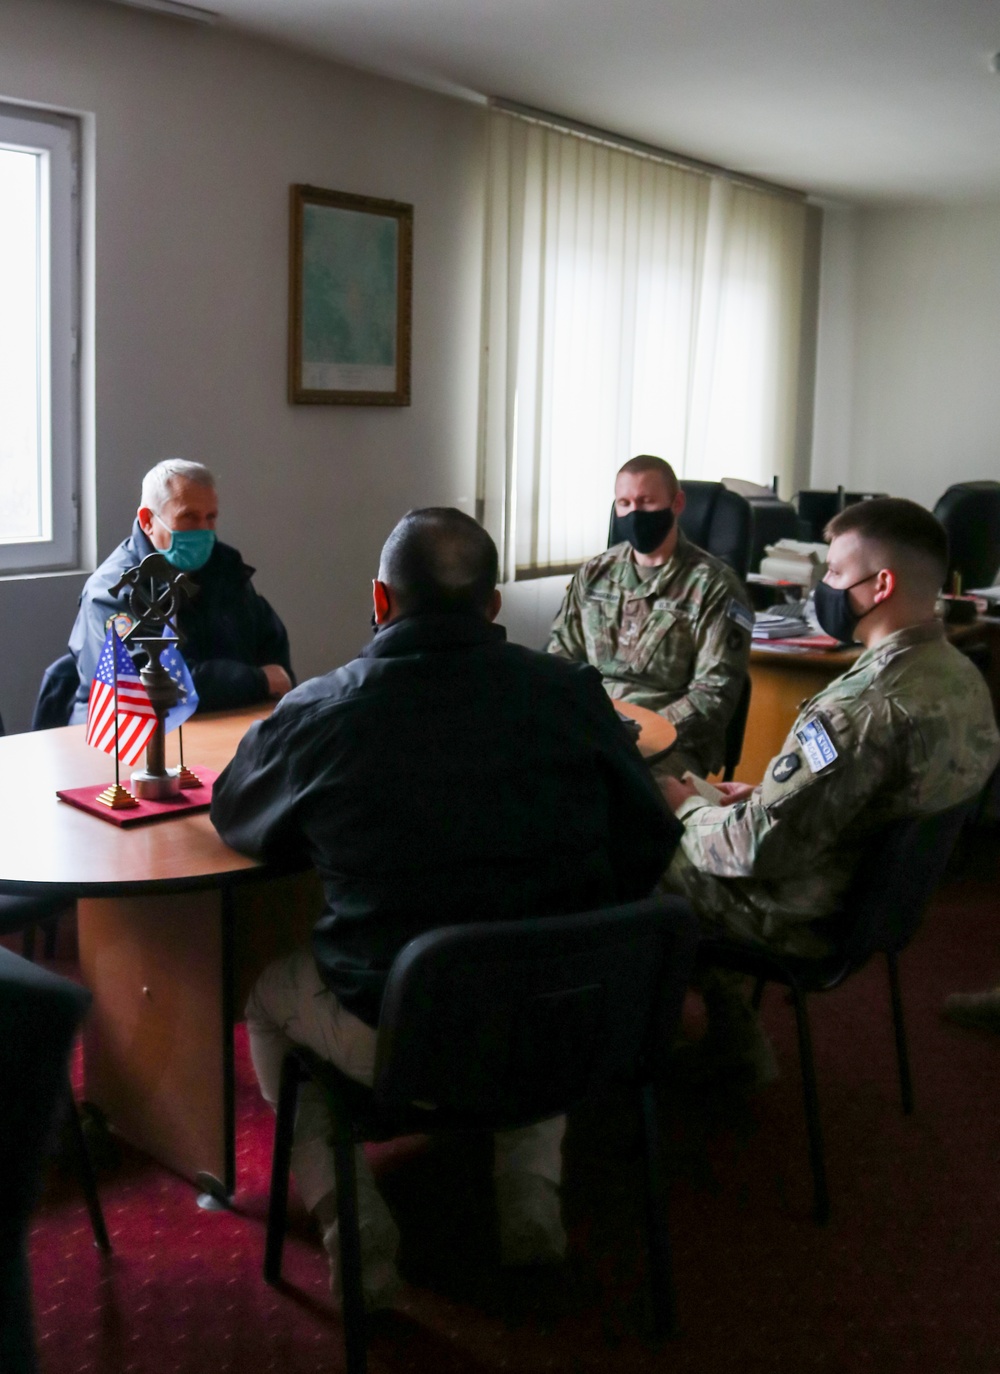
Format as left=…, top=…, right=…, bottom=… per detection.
left=137, top=0, right=1000, bottom=203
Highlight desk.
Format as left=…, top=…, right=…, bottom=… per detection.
left=737, top=618, right=1000, bottom=785
left=609, top=698, right=677, bottom=760
left=0, top=708, right=320, bottom=1200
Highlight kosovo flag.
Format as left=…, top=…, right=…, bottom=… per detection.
left=160, top=632, right=199, bottom=733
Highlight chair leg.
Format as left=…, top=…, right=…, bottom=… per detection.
left=886, top=952, right=914, bottom=1115
left=640, top=1080, right=677, bottom=1339
left=264, top=1052, right=300, bottom=1284
left=333, top=1128, right=368, bottom=1374
left=788, top=984, right=829, bottom=1225
left=66, top=1083, right=111, bottom=1253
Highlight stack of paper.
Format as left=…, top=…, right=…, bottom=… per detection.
left=759, top=539, right=829, bottom=589
left=752, top=610, right=811, bottom=640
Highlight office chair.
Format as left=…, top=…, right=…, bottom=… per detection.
left=609, top=481, right=753, bottom=579
left=697, top=800, right=972, bottom=1225
left=31, top=652, right=79, bottom=731
left=0, top=949, right=110, bottom=1374
left=721, top=674, right=752, bottom=782
left=0, top=712, right=68, bottom=961
left=264, top=896, right=699, bottom=1374
left=932, top=481, right=1000, bottom=590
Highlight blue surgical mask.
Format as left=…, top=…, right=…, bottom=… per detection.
left=156, top=519, right=216, bottom=572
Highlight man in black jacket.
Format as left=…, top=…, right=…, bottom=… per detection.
left=211, top=507, right=678, bottom=1311
left=68, top=459, right=293, bottom=723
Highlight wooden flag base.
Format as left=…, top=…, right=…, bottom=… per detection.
left=96, top=782, right=139, bottom=810
left=176, top=765, right=203, bottom=790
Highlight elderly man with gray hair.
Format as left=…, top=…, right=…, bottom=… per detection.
left=68, top=458, right=293, bottom=722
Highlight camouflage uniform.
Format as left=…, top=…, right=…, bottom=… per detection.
left=547, top=533, right=753, bottom=777
left=664, top=620, right=1000, bottom=956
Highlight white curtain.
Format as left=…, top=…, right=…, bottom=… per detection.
left=478, top=109, right=808, bottom=580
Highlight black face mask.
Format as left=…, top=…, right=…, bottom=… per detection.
left=813, top=572, right=878, bottom=643
left=612, top=506, right=676, bottom=555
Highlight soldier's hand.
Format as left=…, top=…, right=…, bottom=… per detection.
left=262, top=664, right=293, bottom=698
left=662, top=775, right=700, bottom=812
left=714, top=781, right=755, bottom=806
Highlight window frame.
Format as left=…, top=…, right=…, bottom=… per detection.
left=0, top=103, right=80, bottom=575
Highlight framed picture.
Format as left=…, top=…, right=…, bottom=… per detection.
left=288, top=184, right=413, bottom=406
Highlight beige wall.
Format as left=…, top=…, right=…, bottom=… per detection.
left=0, top=0, right=488, bottom=729
left=812, top=200, right=1000, bottom=516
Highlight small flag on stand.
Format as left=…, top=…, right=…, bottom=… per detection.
left=86, top=628, right=157, bottom=766
left=160, top=632, right=199, bottom=733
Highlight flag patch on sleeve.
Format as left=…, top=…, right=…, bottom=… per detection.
left=727, top=599, right=754, bottom=633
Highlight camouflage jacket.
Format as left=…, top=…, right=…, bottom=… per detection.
left=546, top=533, right=752, bottom=775
left=666, top=620, right=1000, bottom=955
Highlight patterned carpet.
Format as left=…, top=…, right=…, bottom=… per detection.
left=26, top=839, right=1000, bottom=1373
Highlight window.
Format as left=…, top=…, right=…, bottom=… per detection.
left=0, top=104, right=80, bottom=574
left=479, top=109, right=808, bottom=580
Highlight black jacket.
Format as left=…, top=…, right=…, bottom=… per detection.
left=68, top=519, right=293, bottom=722
left=211, top=613, right=681, bottom=1027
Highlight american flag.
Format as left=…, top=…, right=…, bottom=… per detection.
left=86, top=628, right=158, bottom=766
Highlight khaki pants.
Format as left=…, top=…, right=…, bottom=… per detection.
left=246, top=949, right=565, bottom=1213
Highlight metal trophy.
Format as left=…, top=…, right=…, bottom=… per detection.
left=108, top=553, right=197, bottom=801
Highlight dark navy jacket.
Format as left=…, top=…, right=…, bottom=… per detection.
left=68, top=519, right=293, bottom=723
left=211, top=612, right=680, bottom=1028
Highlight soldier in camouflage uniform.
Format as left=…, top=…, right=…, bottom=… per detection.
left=547, top=456, right=752, bottom=778
left=660, top=497, right=1000, bottom=1079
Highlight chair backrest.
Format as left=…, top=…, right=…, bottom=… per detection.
left=372, top=897, right=698, bottom=1129
left=722, top=673, right=752, bottom=781
left=932, top=480, right=1000, bottom=590
left=0, top=949, right=90, bottom=1369
left=832, top=802, right=973, bottom=969
left=607, top=482, right=752, bottom=579
left=31, top=653, right=79, bottom=732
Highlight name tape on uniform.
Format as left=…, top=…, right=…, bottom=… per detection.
left=795, top=718, right=839, bottom=774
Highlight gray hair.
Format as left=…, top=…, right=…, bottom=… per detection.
left=140, top=459, right=216, bottom=513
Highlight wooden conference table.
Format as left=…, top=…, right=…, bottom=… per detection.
left=0, top=696, right=674, bottom=1201
left=0, top=706, right=320, bottom=1202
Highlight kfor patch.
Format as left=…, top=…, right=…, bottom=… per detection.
left=795, top=717, right=839, bottom=773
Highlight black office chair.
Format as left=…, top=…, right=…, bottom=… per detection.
left=0, top=712, right=68, bottom=961
left=264, top=896, right=699, bottom=1373
left=31, top=652, right=79, bottom=731
left=608, top=481, right=753, bottom=580
left=932, top=481, right=1000, bottom=590
left=721, top=674, right=752, bottom=782
left=0, top=949, right=110, bottom=1374
left=696, top=801, right=972, bottom=1225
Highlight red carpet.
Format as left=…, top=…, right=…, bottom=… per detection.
left=27, top=840, right=1000, bottom=1373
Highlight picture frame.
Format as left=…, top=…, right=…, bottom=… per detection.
left=288, top=184, right=413, bottom=406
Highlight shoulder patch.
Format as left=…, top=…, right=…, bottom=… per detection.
left=772, top=752, right=801, bottom=784
left=105, top=612, right=133, bottom=639
left=727, top=598, right=754, bottom=634
left=795, top=717, right=839, bottom=774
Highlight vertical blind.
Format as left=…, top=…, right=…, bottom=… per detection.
left=478, top=109, right=808, bottom=580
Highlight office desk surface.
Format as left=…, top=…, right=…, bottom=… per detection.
left=610, top=697, right=677, bottom=759
left=0, top=706, right=271, bottom=895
